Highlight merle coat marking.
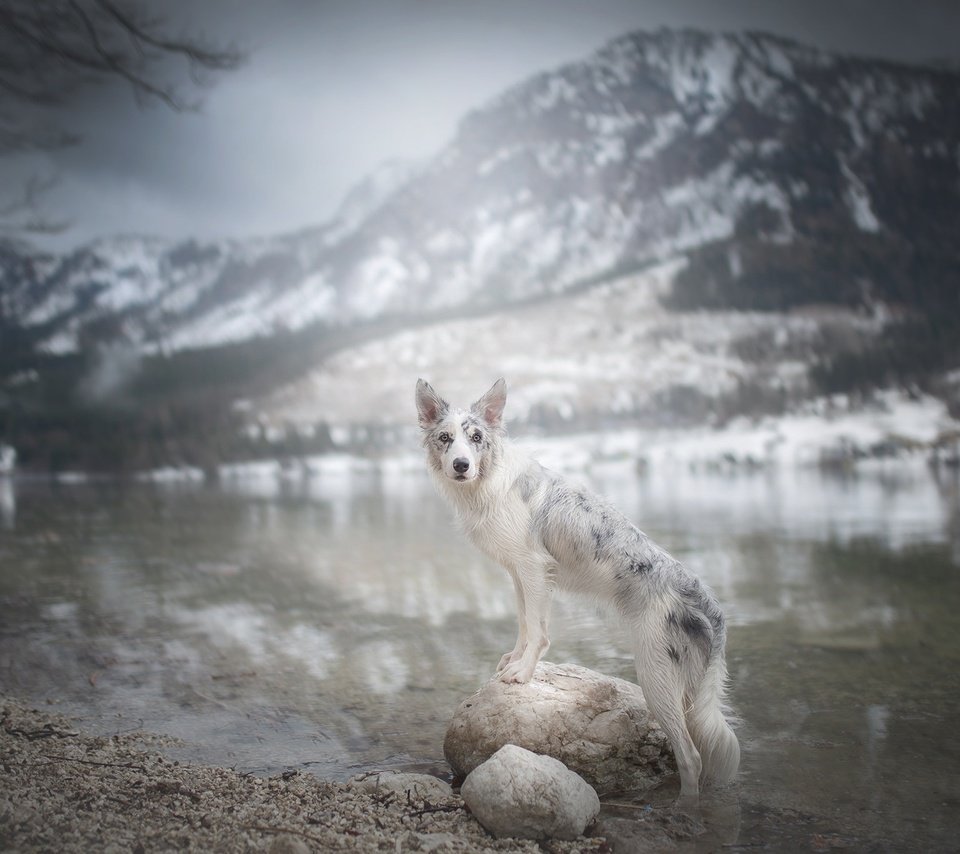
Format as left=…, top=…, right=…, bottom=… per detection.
left=416, top=378, right=740, bottom=808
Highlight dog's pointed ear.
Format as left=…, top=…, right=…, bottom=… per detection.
left=472, top=377, right=507, bottom=429
left=416, top=379, right=448, bottom=429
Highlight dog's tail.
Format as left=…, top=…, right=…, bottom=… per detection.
left=686, top=652, right=740, bottom=784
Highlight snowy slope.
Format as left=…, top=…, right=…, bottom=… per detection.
left=261, top=260, right=885, bottom=429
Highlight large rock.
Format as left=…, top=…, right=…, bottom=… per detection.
left=444, top=661, right=673, bottom=795
left=460, top=744, right=600, bottom=840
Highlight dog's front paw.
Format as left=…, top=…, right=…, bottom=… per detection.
left=497, top=651, right=518, bottom=672
left=499, top=659, right=536, bottom=684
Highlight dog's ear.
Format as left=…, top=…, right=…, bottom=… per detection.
left=472, top=378, right=507, bottom=428
left=416, top=379, right=448, bottom=429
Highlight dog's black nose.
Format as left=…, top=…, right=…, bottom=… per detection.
left=453, top=457, right=470, bottom=474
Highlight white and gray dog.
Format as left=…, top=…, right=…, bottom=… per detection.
left=416, top=377, right=739, bottom=807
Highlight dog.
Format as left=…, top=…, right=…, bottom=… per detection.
left=415, top=377, right=739, bottom=807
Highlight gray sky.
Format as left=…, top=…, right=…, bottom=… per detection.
left=7, top=0, right=960, bottom=252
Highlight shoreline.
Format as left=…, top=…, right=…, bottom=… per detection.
left=0, top=697, right=780, bottom=852
left=0, top=697, right=907, bottom=853
left=3, top=387, right=958, bottom=485
left=1, top=699, right=611, bottom=853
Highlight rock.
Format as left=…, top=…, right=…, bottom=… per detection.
left=415, top=832, right=461, bottom=851
left=347, top=770, right=453, bottom=801
left=460, top=744, right=600, bottom=840
left=444, top=661, right=673, bottom=795
left=267, top=835, right=311, bottom=854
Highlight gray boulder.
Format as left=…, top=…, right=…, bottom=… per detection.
left=444, top=661, right=673, bottom=795
left=460, top=744, right=600, bottom=840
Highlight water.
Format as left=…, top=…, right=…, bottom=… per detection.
left=2, top=463, right=959, bottom=849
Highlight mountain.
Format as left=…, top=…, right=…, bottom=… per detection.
left=4, top=28, right=959, bottom=352
left=2, top=28, right=959, bottom=471
left=0, top=157, right=425, bottom=357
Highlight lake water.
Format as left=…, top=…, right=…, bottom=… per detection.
left=2, top=461, right=959, bottom=849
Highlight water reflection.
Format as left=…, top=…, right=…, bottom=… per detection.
left=1, top=464, right=959, bottom=849
left=0, top=477, right=13, bottom=529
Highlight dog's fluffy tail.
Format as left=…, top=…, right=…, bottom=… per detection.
left=687, top=654, right=740, bottom=784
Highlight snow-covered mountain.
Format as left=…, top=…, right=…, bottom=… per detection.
left=2, top=28, right=957, bottom=358
left=2, top=28, right=960, bottom=472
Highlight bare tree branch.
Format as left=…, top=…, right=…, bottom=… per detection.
left=67, top=0, right=182, bottom=109
left=0, top=172, right=70, bottom=234
left=97, top=0, right=243, bottom=72
left=0, top=0, right=245, bottom=232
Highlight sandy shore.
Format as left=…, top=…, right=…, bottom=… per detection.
left=1, top=700, right=622, bottom=852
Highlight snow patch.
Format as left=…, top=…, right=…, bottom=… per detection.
left=841, top=161, right=881, bottom=232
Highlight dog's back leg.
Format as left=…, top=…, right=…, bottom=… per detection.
left=635, top=645, right=702, bottom=809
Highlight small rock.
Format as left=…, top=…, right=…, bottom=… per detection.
left=348, top=770, right=452, bottom=801
left=444, top=661, right=673, bottom=795
left=460, top=744, right=599, bottom=840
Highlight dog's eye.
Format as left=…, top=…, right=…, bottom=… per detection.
left=472, top=432, right=483, bottom=444
left=438, top=432, right=450, bottom=443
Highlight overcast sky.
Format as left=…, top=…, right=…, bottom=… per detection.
left=6, top=0, right=959, bottom=253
